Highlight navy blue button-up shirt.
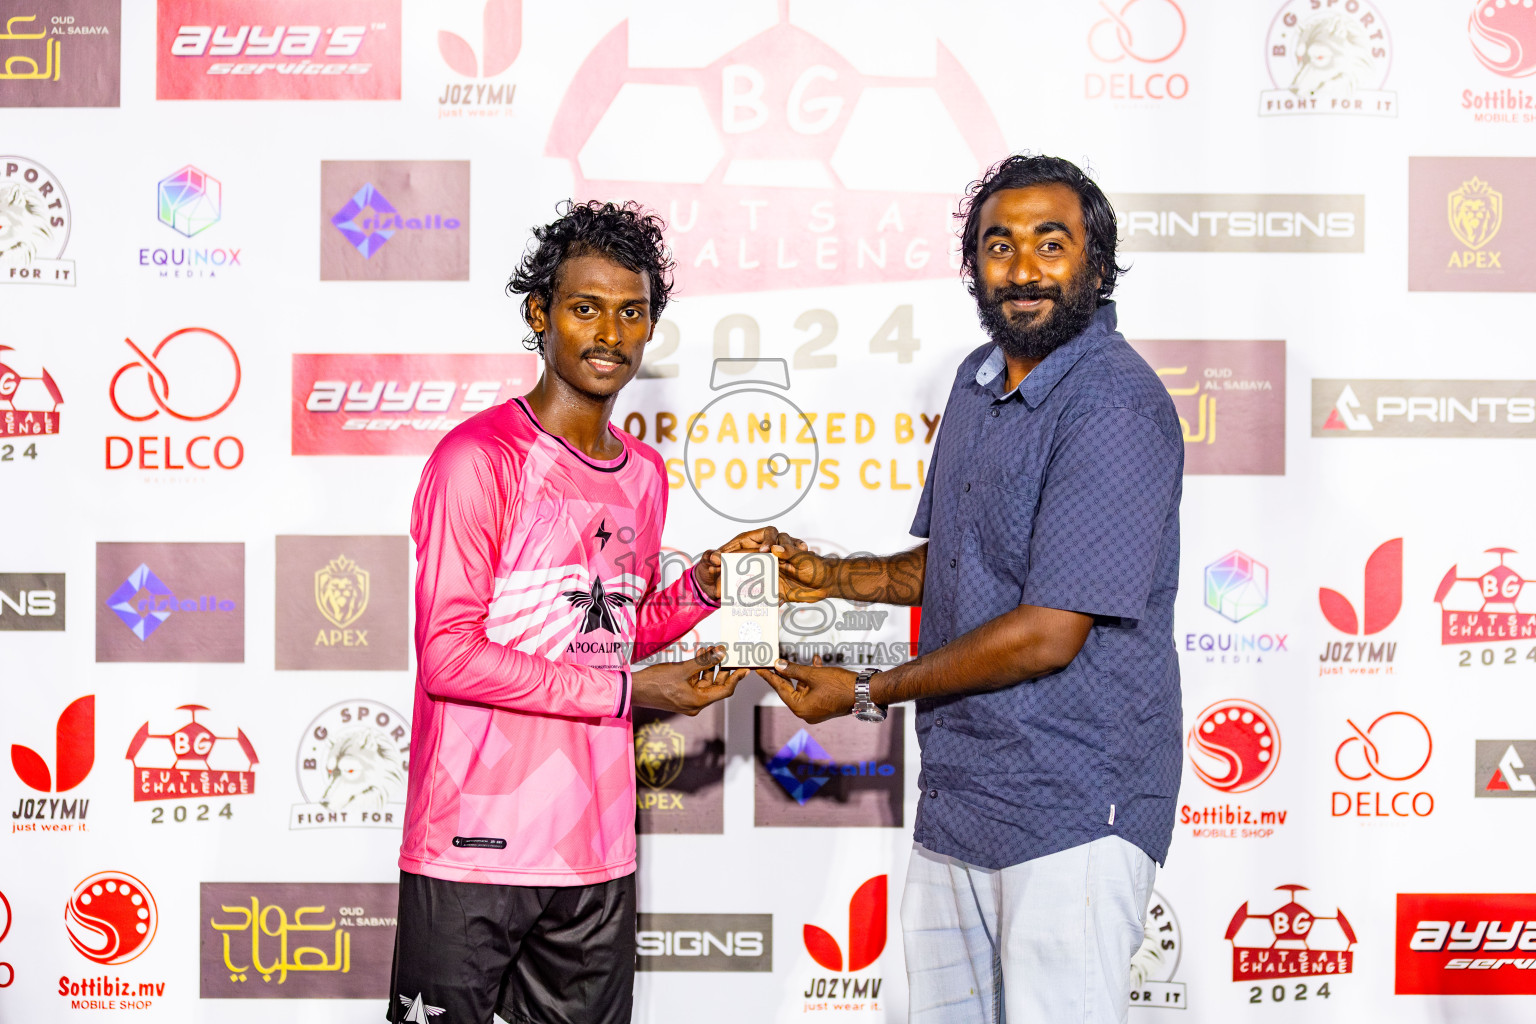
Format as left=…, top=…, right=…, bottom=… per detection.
left=910, top=302, right=1183, bottom=869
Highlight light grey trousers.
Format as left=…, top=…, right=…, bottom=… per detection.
left=901, top=837, right=1156, bottom=1024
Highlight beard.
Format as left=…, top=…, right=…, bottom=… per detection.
left=975, top=269, right=1100, bottom=362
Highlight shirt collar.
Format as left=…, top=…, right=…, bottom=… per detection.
left=973, top=301, right=1119, bottom=408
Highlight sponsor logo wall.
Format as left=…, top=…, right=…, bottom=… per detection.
left=4, top=4, right=1535, bottom=1024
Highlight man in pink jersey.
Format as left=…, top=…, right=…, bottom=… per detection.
left=390, top=200, right=771, bottom=1024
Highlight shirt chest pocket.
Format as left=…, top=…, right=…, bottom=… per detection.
left=972, top=479, right=1039, bottom=573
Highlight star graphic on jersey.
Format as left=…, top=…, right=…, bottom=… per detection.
left=562, top=574, right=633, bottom=635
left=398, top=993, right=446, bottom=1020
left=593, top=518, right=613, bottom=550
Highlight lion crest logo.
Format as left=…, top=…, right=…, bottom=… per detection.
left=315, top=555, right=370, bottom=629
left=0, top=182, right=56, bottom=266
left=319, top=725, right=408, bottom=811
left=634, top=721, right=685, bottom=791
left=1288, top=13, right=1377, bottom=99
left=1448, top=177, right=1503, bottom=251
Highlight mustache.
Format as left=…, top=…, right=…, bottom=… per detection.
left=581, top=346, right=629, bottom=365
left=988, top=283, right=1062, bottom=304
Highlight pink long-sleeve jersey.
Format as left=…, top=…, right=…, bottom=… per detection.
left=401, top=396, right=716, bottom=886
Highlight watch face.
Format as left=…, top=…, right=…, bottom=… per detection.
left=855, top=705, right=887, bottom=723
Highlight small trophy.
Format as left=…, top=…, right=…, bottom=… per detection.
left=719, top=551, right=780, bottom=667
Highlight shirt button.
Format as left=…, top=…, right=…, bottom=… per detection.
left=949, top=558, right=956, bottom=568
left=964, top=482, right=971, bottom=492
left=928, top=789, right=938, bottom=799
left=990, top=408, right=1000, bottom=418
left=937, top=716, right=945, bottom=727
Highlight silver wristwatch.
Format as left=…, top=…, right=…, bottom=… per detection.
left=852, top=668, right=886, bottom=723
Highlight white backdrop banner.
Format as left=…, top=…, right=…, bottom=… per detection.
left=3, top=1, right=1535, bottom=1022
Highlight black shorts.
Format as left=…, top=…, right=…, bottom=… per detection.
left=387, top=869, right=636, bottom=1024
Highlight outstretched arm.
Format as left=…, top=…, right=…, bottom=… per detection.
left=768, top=530, right=927, bottom=607
left=760, top=603, right=1091, bottom=723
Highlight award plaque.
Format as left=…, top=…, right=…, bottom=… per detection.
left=719, top=551, right=780, bottom=667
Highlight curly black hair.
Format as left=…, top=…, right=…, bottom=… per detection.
left=955, top=154, right=1126, bottom=304
left=506, top=200, right=676, bottom=353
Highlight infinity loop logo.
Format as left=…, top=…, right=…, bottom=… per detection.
left=1335, top=711, right=1432, bottom=782
left=109, top=328, right=240, bottom=422
left=1089, top=0, right=1186, bottom=63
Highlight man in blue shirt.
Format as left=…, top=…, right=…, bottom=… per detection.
left=762, top=154, right=1183, bottom=1024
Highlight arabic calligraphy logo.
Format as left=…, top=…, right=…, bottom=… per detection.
left=109, top=328, right=241, bottom=422
left=1089, top=0, right=1187, bottom=63
left=157, top=165, right=221, bottom=238
left=635, top=721, right=686, bottom=791
left=1470, top=0, right=1536, bottom=78
left=1335, top=711, right=1433, bottom=782
left=213, top=898, right=351, bottom=985
left=66, top=871, right=157, bottom=966
left=315, top=556, right=369, bottom=630
left=439, top=0, right=521, bottom=78
left=1153, top=365, right=1215, bottom=446
left=1448, top=177, right=1503, bottom=251
left=1187, top=699, right=1280, bottom=794
left=0, top=14, right=59, bottom=83
left=331, top=184, right=397, bottom=258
